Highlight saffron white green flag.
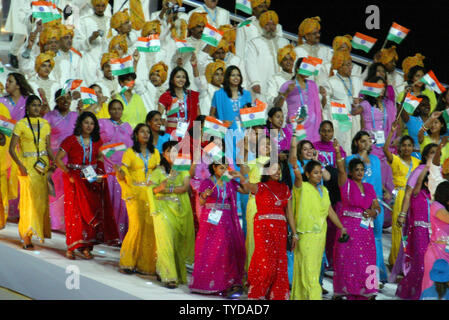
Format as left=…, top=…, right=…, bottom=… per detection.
left=298, top=56, right=323, bottom=77
left=403, top=93, right=422, bottom=114
left=203, top=116, right=229, bottom=138
left=360, top=82, right=384, bottom=98
left=110, top=55, right=134, bottom=76
left=295, top=124, right=307, bottom=141
left=387, top=22, right=410, bottom=44
left=204, top=142, right=225, bottom=162
left=351, top=32, right=377, bottom=53
left=0, top=115, right=16, bottom=137
left=61, top=79, right=82, bottom=95
left=175, top=39, right=196, bottom=53
left=136, top=35, right=161, bottom=52
left=239, top=99, right=267, bottom=128
left=420, top=70, right=446, bottom=95
left=32, top=1, right=61, bottom=23
left=173, top=154, right=191, bottom=171
left=80, top=87, right=98, bottom=105
left=100, top=143, right=127, bottom=158
left=331, top=102, right=350, bottom=122
left=201, top=24, right=224, bottom=47
left=235, top=0, right=252, bottom=15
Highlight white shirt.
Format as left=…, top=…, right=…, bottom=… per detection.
left=134, top=81, right=168, bottom=113
left=94, top=77, right=120, bottom=101
left=194, top=75, right=220, bottom=116
left=28, top=74, right=60, bottom=109
left=266, top=70, right=293, bottom=123
left=188, top=5, right=230, bottom=29
left=52, top=49, right=84, bottom=87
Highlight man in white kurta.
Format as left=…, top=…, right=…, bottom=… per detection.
left=94, top=53, right=121, bottom=100
left=321, top=50, right=362, bottom=154
left=235, top=0, right=284, bottom=59
left=73, top=0, right=111, bottom=81
left=244, top=11, right=289, bottom=103
left=4, top=0, right=30, bottom=67
left=187, top=0, right=230, bottom=29
left=135, top=62, right=169, bottom=112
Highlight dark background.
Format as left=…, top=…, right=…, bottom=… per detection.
left=183, top=0, right=449, bottom=84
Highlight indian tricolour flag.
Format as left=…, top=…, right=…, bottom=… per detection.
left=204, top=142, right=224, bottom=162
left=80, top=87, right=97, bottom=105
left=166, top=98, right=180, bottom=116
left=175, top=39, right=195, bottom=53
left=295, top=124, right=307, bottom=141
left=221, top=167, right=233, bottom=182
left=203, top=116, right=229, bottom=138
left=403, top=93, right=422, bottom=114
left=331, top=102, right=349, bottom=122
left=420, top=70, right=446, bottom=94
left=201, top=24, right=224, bottom=47
left=173, top=154, right=191, bottom=171
left=239, top=99, right=267, bottom=128
left=110, top=55, right=134, bottom=76
left=298, top=56, right=323, bottom=76
left=0, top=115, right=16, bottom=137
left=360, top=82, right=384, bottom=98
left=120, top=80, right=135, bottom=94
left=351, top=32, right=377, bottom=53
left=235, top=0, right=252, bottom=15
left=387, top=22, right=410, bottom=44
left=136, top=35, right=161, bottom=53
left=32, top=1, right=60, bottom=23
left=100, top=143, right=127, bottom=158
left=61, top=79, right=82, bottom=95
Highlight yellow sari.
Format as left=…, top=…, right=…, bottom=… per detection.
left=0, top=104, right=12, bottom=229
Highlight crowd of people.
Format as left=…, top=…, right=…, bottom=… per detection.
left=1, top=0, right=449, bottom=301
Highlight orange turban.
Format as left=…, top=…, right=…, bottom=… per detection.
left=330, top=50, right=351, bottom=76
left=101, top=52, right=119, bottom=68
left=205, top=60, right=226, bottom=84
left=91, top=0, right=108, bottom=5
left=277, top=44, right=296, bottom=65
left=219, top=24, right=236, bottom=54
left=150, top=61, right=169, bottom=84
left=332, top=35, right=352, bottom=51
left=141, top=20, right=161, bottom=37
left=443, top=157, right=449, bottom=175
left=108, top=34, right=128, bottom=54
left=111, top=9, right=130, bottom=29
left=379, top=46, right=399, bottom=65
left=209, top=39, right=230, bottom=56
left=251, top=0, right=271, bottom=8
left=188, top=12, right=207, bottom=30
left=402, top=53, right=425, bottom=81
left=43, top=18, right=62, bottom=29
left=259, top=10, right=278, bottom=28
left=170, top=18, right=188, bottom=40
left=39, top=27, right=61, bottom=50
left=298, top=16, right=321, bottom=45
left=35, top=51, right=56, bottom=73
left=59, top=24, right=74, bottom=38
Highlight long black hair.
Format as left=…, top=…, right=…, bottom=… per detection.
left=223, top=65, right=243, bottom=98
left=145, top=110, right=165, bottom=136
left=73, top=111, right=101, bottom=142
left=266, top=107, right=283, bottom=129
left=413, top=95, right=430, bottom=117
left=24, top=95, right=42, bottom=118
left=131, top=123, right=155, bottom=154
left=365, top=62, right=387, bottom=82
left=426, top=114, right=447, bottom=136
left=8, top=72, right=34, bottom=97
left=364, top=75, right=386, bottom=106
left=260, top=160, right=276, bottom=183
left=348, top=158, right=365, bottom=180
left=292, top=58, right=304, bottom=80
left=160, top=141, right=179, bottom=174
left=421, top=143, right=438, bottom=165
left=303, top=159, right=322, bottom=182
left=407, top=65, right=426, bottom=86
left=168, top=66, right=190, bottom=96
left=351, top=131, right=371, bottom=155
left=398, top=135, right=414, bottom=155
left=435, top=181, right=449, bottom=211
left=297, top=140, right=314, bottom=167
left=436, top=89, right=449, bottom=112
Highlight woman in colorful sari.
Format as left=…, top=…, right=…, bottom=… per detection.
left=384, top=121, right=420, bottom=267
left=333, top=140, right=380, bottom=300
left=189, top=160, right=246, bottom=297
left=276, top=58, right=323, bottom=144
left=421, top=181, right=449, bottom=291
left=145, top=110, right=172, bottom=154
left=290, top=154, right=347, bottom=300
left=44, top=89, right=78, bottom=231
left=99, top=99, right=133, bottom=242
left=9, top=95, right=54, bottom=249
left=396, top=157, right=432, bottom=299
left=150, top=141, right=195, bottom=288
left=56, top=112, right=119, bottom=260
left=0, top=104, right=11, bottom=230
left=115, top=124, right=160, bottom=274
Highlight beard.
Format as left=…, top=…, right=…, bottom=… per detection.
left=262, top=29, right=277, bottom=39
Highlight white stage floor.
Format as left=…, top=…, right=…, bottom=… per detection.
left=0, top=222, right=400, bottom=300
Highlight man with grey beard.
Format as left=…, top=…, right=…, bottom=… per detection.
left=244, top=10, right=289, bottom=104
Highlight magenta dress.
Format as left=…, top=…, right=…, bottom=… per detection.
left=421, top=201, right=449, bottom=291
left=1, top=95, right=28, bottom=220
left=360, top=99, right=396, bottom=193
left=280, top=79, right=322, bottom=144
left=44, top=110, right=78, bottom=231
left=189, top=178, right=245, bottom=294
left=333, top=179, right=378, bottom=299
left=190, top=159, right=211, bottom=223
left=98, top=119, right=133, bottom=241
left=396, top=189, right=431, bottom=299
left=314, top=140, right=346, bottom=168
left=264, top=126, right=293, bottom=152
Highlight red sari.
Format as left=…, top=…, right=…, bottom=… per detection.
left=60, top=135, right=119, bottom=251
left=247, top=180, right=291, bottom=300
left=158, top=90, right=200, bottom=136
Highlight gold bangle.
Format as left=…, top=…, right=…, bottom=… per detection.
left=337, top=158, right=344, bottom=162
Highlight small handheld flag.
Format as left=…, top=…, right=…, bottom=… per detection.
left=420, top=70, right=446, bottom=94
left=360, top=82, right=384, bottom=98
left=173, top=154, right=192, bottom=171
left=403, top=93, right=422, bottom=114
left=387, top=22, right=410, bottom=44
left=110, top=55, right=134, bottom=76
left=239, top=99, right=267, bottom=128
left=204, top=142, right=225, bottom=162
left=100, top=143, right=127, bottom=158
left=351, top=32, right=377, bottom=53
left=235, top=0, right=252, bottom=15
left=175, top=39, right=195, bottom=53
left=136, top=35, right=161, bottom=53
left=203, top=116, right=230, bottom=139
left=201, top=24, right=224, bottom=47
left=80, top=87, right=98, bottom=105
left=0, top=115, right=17, bottom=137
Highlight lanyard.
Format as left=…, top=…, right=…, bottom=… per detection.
left=80, top=136, right=92, bottom=165
left=26, top=116, right=40, bottom=155
left=176, top=94, right=188, bottom=122
left=58, top=50, right=73, bottom=63
left=120, top=92, right=129, bottom=106
left=401, top=158, right=413, bottom=179
left=202, top=4, right=217, bottom=23
left=110, top=119, right=121, bottom=126
left=336, top=74, right=353, bottom=97
left=295, top=79, right=308, bottom=107
left=320, top=151, right=334, bottom=167
left=317, top=184, right=323, bottom=198
left=371, top=102, right=387, bottom=131
left=7, top=96, right=16, bottom=107
left=213, top=176, right=226, bottom=207
left=139, top=150, right=150, bottom=178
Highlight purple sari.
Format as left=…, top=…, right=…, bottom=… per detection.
left=396, top=189, right=431, bottom=299
left=264, top=126, right=293, bottom=152
left=189, top=178, right=245, bottom=294
left=44, top=110, right=78, bottom=231
left=99, top=119, right=133, bottom=241
left=333, top=179, right=378, bottom=299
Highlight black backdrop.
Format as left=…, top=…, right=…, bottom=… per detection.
left=180, top=0, right=449, bottom=84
